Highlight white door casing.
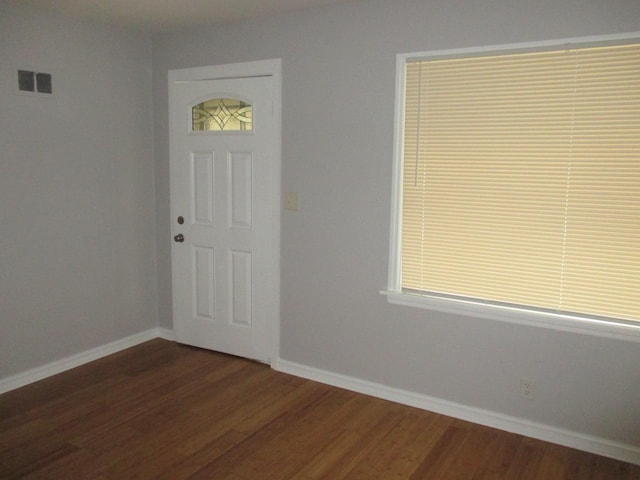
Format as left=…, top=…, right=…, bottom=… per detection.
left=169, top=60, right=281, bottom=363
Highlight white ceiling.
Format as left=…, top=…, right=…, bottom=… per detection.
left=18, top=0, right=355, bottom=33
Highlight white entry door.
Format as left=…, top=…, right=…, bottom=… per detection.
left=169, top=62, right=280, bottom=363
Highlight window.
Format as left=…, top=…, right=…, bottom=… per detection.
left=192, top=98, right=252, bottom=131
left=386, top=34, right=640, bottom=336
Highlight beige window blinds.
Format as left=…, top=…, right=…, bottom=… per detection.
left=400, top=42, right=640, bottom=323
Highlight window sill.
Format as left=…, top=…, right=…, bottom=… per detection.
left=381, top=290, right=640, bottom=343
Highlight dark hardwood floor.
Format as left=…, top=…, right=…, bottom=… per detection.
left=0, top=339, right=638, bottom=479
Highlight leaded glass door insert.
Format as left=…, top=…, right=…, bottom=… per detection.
left=192, top=98, right=253, bottom=131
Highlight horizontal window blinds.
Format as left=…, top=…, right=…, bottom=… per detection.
left=401, top=43, right=640, bottom=322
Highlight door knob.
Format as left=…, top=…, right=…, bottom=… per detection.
left=174, top=233, right=184, bottom=243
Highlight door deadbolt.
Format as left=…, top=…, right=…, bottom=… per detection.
left=177, top=216, right=184, bottom=224
left=174, top=233, right=184, bottom=243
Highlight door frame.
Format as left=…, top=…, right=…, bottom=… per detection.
left=168, top=59, right=282, bottom=365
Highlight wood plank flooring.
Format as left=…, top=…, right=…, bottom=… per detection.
left=0, top=339, right=638, bottom=479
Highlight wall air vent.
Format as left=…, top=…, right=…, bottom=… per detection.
left=17, top=69, right=52, bottom=94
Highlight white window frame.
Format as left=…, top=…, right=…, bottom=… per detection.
left=382, top=32, right=640, bottom=343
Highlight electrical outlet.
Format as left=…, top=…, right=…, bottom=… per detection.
left=520, top=377, right=535, bottom=400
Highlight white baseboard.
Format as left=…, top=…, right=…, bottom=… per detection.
left=156, top=327, right=176, bottom=341
left=274, top=358, right=640, bottom=466
left=0, top=327, right=175, bottom=394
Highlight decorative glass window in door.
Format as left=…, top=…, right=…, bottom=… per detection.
left=192, top=98, right=253, bottom=131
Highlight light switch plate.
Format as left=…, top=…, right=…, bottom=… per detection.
left=284, top=192, right=300, bottom=211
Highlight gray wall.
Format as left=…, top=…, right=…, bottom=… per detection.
left=0, top=3, right=157, bottom=377
left=153, top=0, right=640, bottom=447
